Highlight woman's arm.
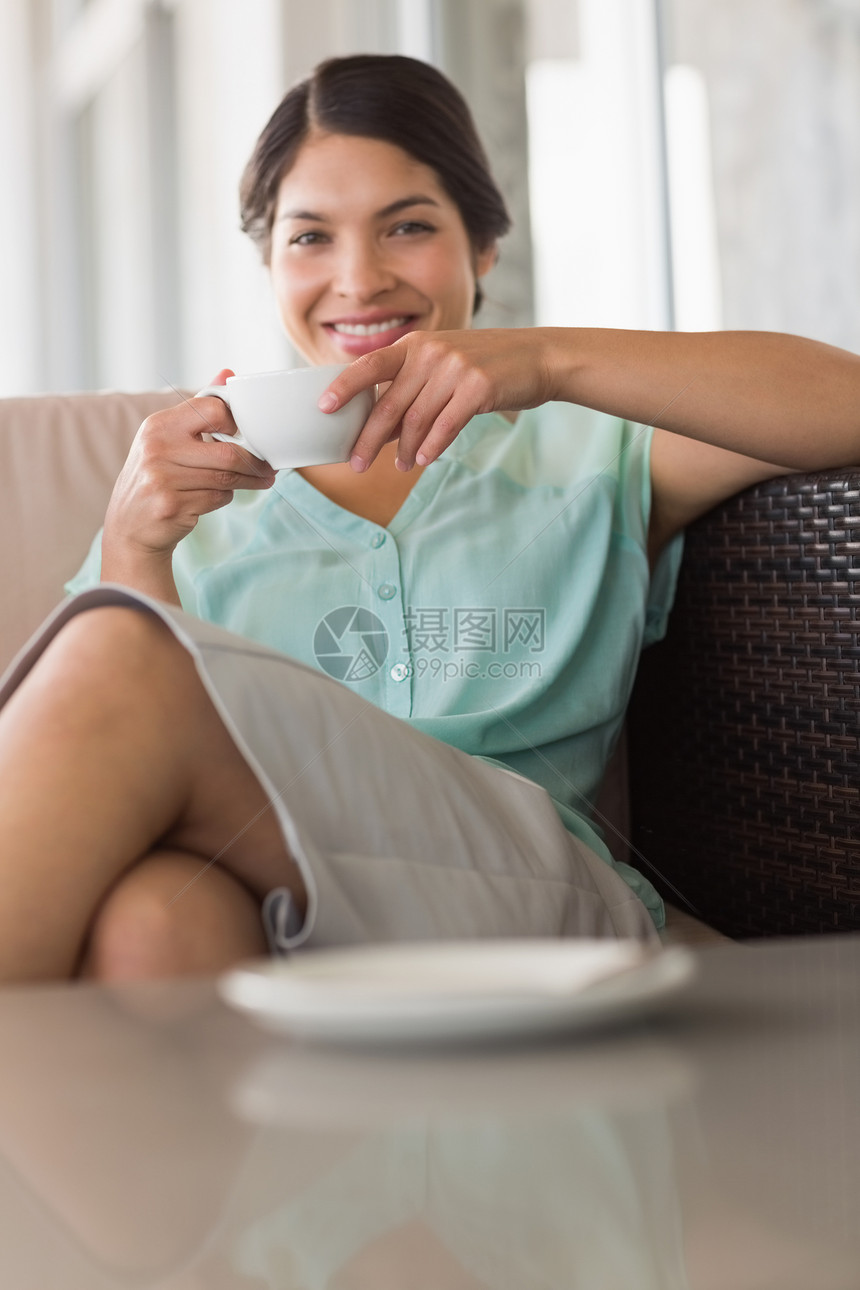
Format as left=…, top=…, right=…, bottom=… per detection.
left=546, top=328, right=860, bottom=471
left=546, top=328, right=860, bottom=559
left=321, top=327, right=860, bottom=474
left=101, top=540, right=184, bottom=607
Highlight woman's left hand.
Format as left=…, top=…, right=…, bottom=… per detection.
left=318, top=328, right=560, bottom=471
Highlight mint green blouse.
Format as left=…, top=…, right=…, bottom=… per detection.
left=68, top=402, right=683, bottom=927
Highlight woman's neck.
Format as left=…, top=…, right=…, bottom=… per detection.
left=296, top=441, right=425, bottom=527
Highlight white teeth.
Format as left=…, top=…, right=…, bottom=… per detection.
left=331, top=317, right=409, bottom=336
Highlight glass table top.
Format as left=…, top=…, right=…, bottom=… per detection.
left=0, top=934, right=858, bottom=1289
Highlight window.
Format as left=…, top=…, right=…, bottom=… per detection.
left=2, top=0, right=682, bottom=395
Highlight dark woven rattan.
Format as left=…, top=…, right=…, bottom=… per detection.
left=628, top=470, right=860, bottom=938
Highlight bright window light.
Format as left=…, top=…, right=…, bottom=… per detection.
left=665, top=64, right=723, bottom=331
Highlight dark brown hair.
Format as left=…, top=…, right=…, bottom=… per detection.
left=239, top=54, right=511, bottom=310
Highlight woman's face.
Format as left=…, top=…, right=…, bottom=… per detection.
left=269, top=132, right=496, bottom=366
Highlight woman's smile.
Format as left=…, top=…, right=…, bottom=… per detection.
left=268, top=132, right=495, bottom=367
left=322, top=311, right=418, bottom=357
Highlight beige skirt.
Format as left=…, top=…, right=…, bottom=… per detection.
left=0, top=587, right=658, bottom=951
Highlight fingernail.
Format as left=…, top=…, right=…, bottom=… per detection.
left=318, top=392, right=338, bottom=412
left=416, top=451, right=430, bottom=466
left=395, top=456, right=410, bottom=472
left=350, top=453, right=367, bottom=473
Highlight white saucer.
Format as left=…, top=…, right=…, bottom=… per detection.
left=218, top=940, right=696, bottom=1046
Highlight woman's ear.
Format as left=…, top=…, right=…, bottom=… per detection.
left=475, top=241, right=498, bottom=281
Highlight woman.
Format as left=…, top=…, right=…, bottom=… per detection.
left=1, top=55, right=858, bottom=983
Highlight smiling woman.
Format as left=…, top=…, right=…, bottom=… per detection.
left=1, top=52, right=859, bottom=983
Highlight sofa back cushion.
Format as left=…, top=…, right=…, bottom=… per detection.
left=0, top=390, right=183, bottom=673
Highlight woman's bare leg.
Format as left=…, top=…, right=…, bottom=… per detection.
left=0, top=606, right=304, bottom=983
left=77, top=850, right=269, bottom=981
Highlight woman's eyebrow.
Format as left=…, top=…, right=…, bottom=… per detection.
left=376, top=195, right=441, bottom=218
left=279, top=194, right=441, bottom=222
left=279, top=207, right=327, bottom=222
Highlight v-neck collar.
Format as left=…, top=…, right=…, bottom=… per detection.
left=272, top=456, right=450, bottom=538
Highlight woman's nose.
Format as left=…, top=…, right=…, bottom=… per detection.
left=333, top=240, right=397, bottom=300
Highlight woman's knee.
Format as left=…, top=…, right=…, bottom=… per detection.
left=79, top=851, right=269, bottom=982
left=13, top=607, right=194, bottom=731
left=47, top=605, right=191, bottom=689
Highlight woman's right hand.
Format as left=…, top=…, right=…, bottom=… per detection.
left=318, top=329, right=560, bottom=473
left=101, top=371, right=276, bottom=599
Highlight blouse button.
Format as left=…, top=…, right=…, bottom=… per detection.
left=378, top=583, right=397, bottom=600
left=370, top=531, right=386, bottom=548
left=389, top=662, right=412, bottom=682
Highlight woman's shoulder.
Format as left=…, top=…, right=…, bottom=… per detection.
left=448, top=402, right=642, bottom=492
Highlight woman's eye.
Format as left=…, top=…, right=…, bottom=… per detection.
left=391, top=221, right=435, bottom=237
left=290, top=230, right=328, bottom=247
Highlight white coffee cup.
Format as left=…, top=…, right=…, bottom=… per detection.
left=195, top=364, right=374, bottom=469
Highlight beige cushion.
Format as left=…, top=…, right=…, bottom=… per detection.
left=0, top=389, right=184, bottom=673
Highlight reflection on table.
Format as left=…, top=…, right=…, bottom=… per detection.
left=0, top=936, right=858, bottom=1289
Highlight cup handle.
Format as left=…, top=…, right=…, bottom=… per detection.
left=194, top=385, right=264, bottom=458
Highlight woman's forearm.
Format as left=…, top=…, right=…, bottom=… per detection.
left=544, top=327, right=860, bottom=470
left=100, top=540, right=182, bottom=607
left=320, top=325, right=860, bottom=473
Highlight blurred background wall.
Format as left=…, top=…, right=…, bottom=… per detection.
left=0, top=0, right=857, bottom=398
left=667, top=0, right=860, bottom=346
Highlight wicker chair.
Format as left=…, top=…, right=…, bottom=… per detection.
left=628, top=471, right=860, bottom=939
